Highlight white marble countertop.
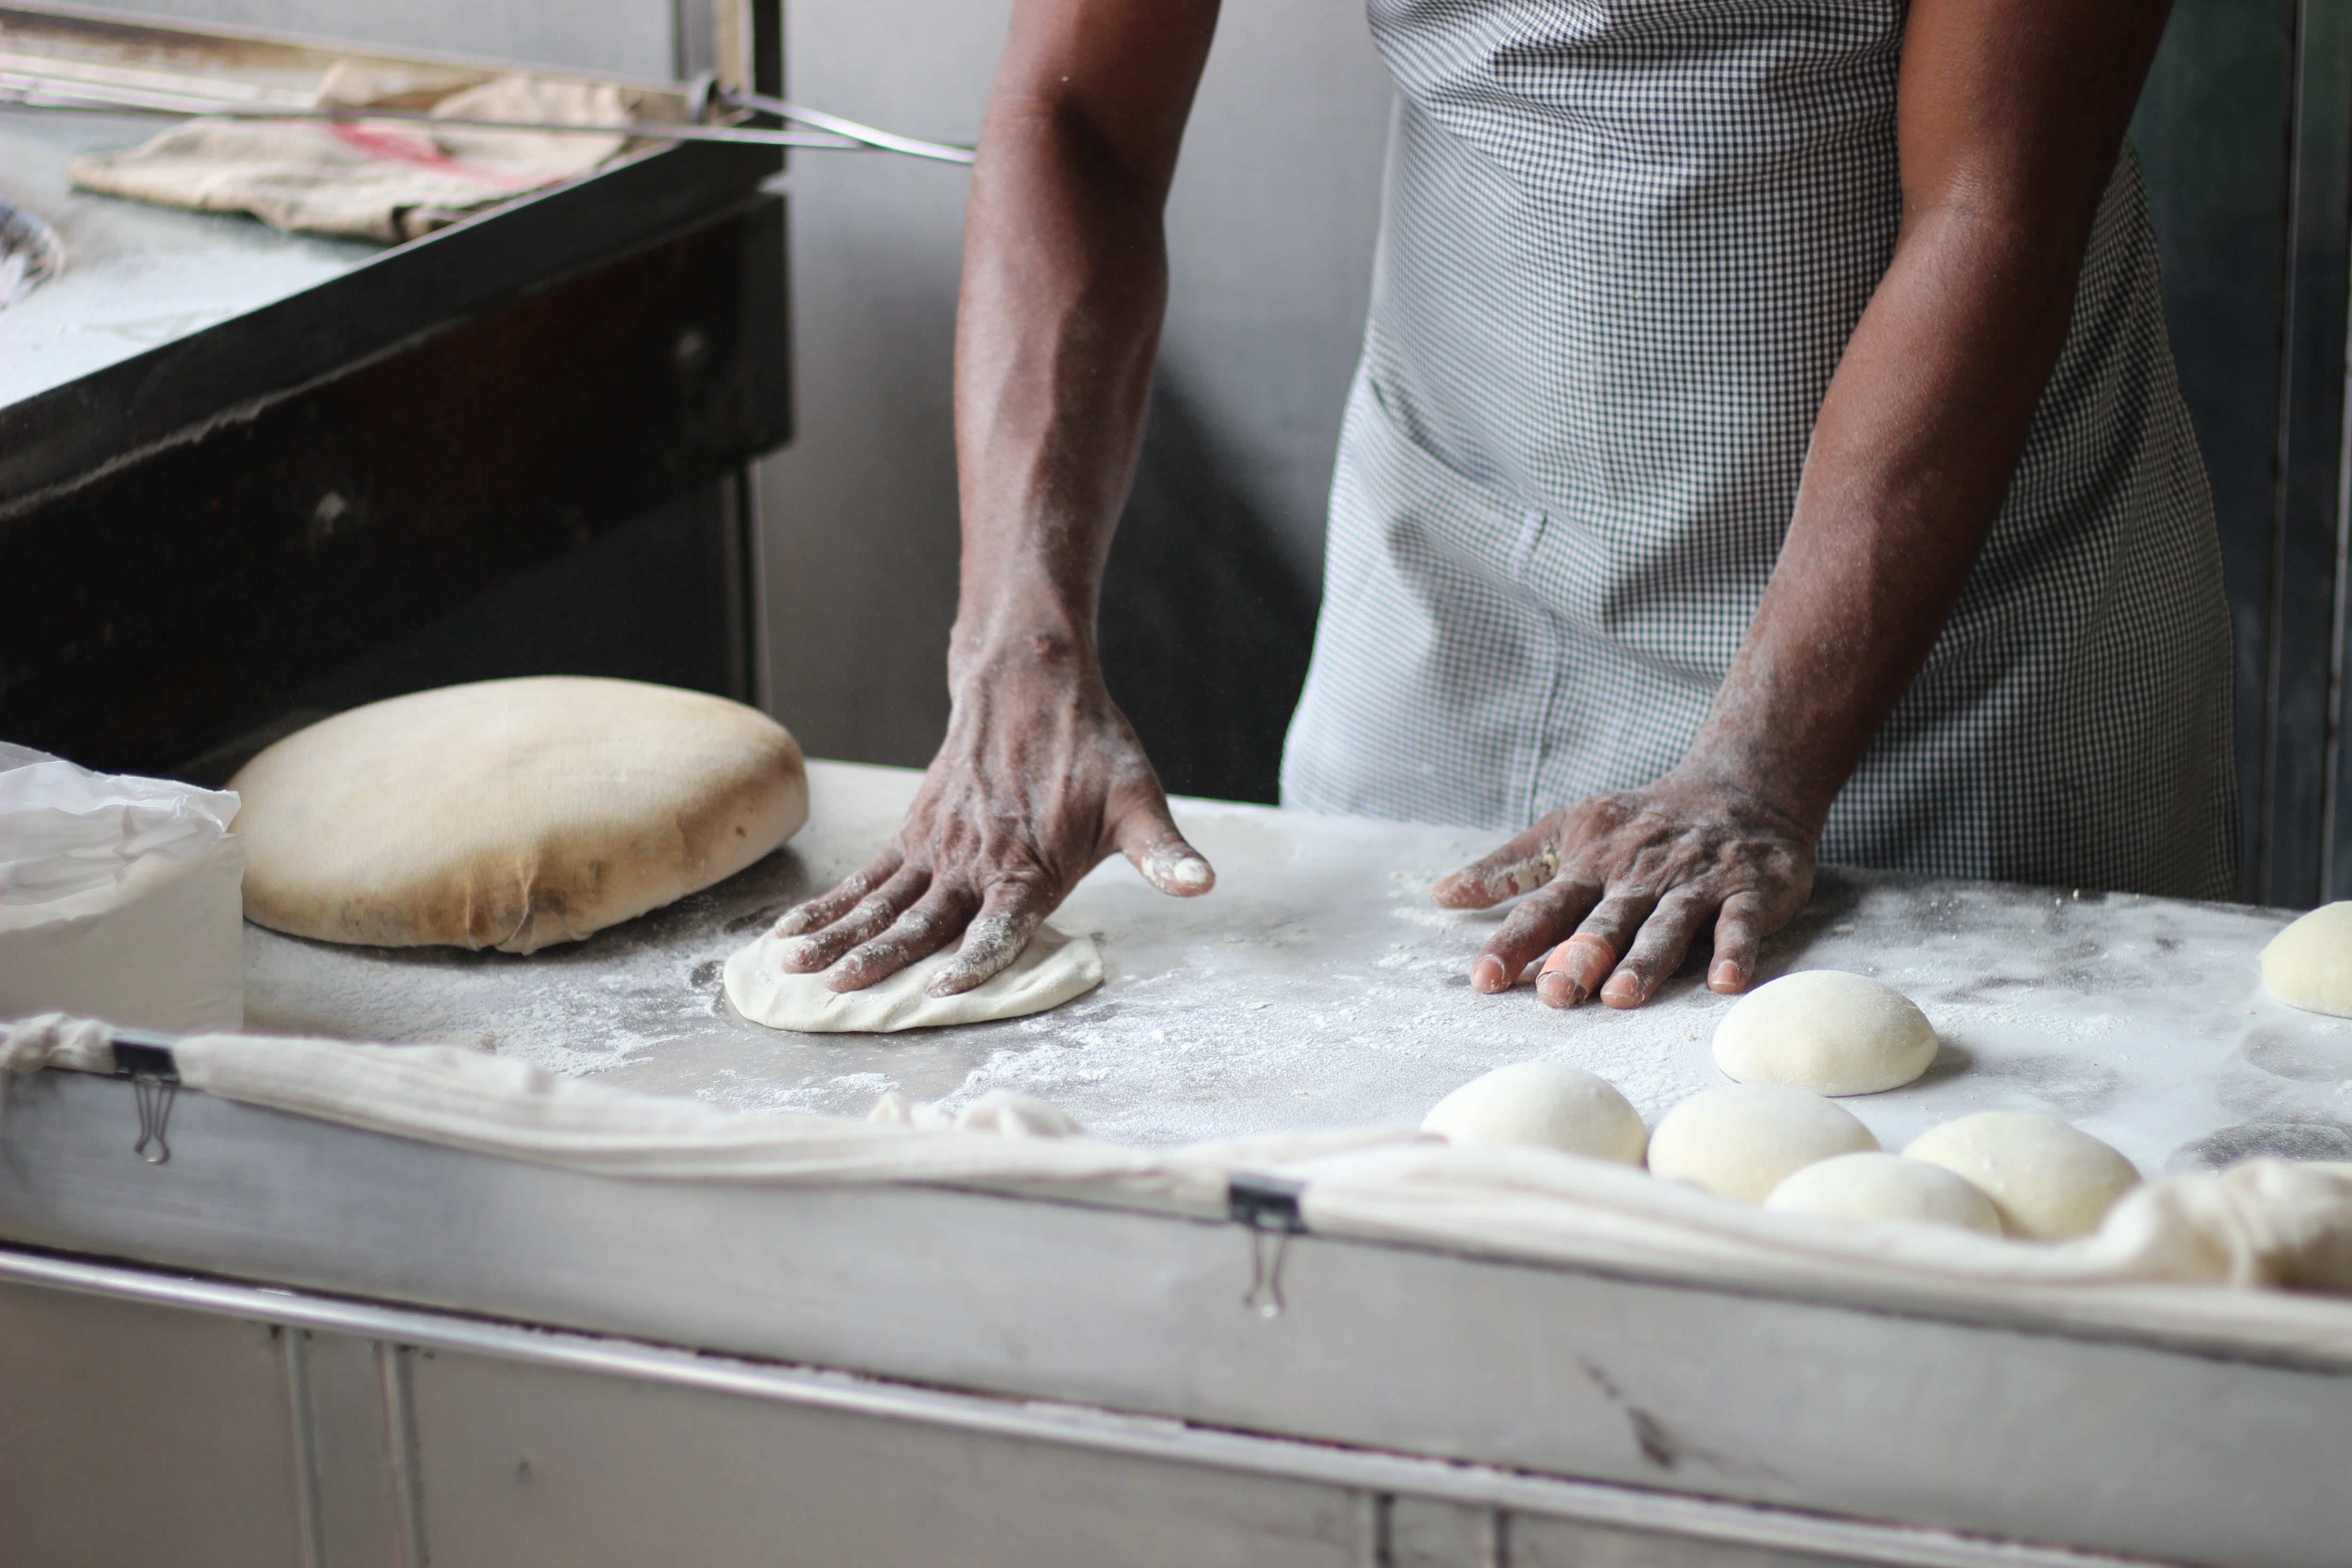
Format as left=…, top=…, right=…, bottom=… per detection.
left=246, top=760, right=2352, bottom=1175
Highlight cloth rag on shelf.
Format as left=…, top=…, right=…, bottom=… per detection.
left=66, top=61, right=640, bottom=242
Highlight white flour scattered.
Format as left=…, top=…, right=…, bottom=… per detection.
left=244, top=762, right=2334, bottom=1177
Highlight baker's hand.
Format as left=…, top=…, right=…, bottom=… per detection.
left=1430, top=772, right=1814, bottom=1009
left=769, top=642, right=1214, bottom=996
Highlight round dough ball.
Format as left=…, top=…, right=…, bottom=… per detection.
left=1764, top=1152, right=2001, bottom=1235
left=1712, top=970, right=1938, bottom=1095
left=231, top=677, right=806, bottom=954
left=2260, top=902, right=2352, bottom=1018
left=1422, top=1061, right=1647, bottom=1164
left=1903, top=1112, right=2140, bottom=1240
left=1645, top=1083, right=1879, bottom=1203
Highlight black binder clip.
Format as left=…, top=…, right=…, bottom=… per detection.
left=110, top=1033, right=181, bottom=1166
left=1229, top=1173, right=1306, bottom=1319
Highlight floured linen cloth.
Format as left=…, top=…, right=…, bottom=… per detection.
left=13, top=1014, right=2352, bottom=1355
left=67, top=61, right=640, bottom=242
left=0, top=1013, right=1391, bottom=1199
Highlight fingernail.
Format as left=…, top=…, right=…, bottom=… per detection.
left=1710, top=960, right=1742, bottom=991
left=1537, top=971, right=1582, bottom=1008
left=1431, top=874, right=1465, bottom=905
left=1470, top=956, right=1505, bottom=992
left=1143, top=844, right=1215, bottom=893
left=1601, top=971, right=1641, bottom=1007
left=778, top=938, right=818, bottom=968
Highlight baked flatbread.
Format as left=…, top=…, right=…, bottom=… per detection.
left=231, top=677, right=806, bottom=953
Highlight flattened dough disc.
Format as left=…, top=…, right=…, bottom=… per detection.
left=724, top=924, right=1103, bottom=1032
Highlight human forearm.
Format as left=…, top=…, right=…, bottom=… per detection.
left=771, top=0, right=1224, bottom=995
left=1681, top=204, right=2092, bottom=836
left=949, top=0, right=1218, bottom=677
left=1683, top=0, right=2171, bottom=837
left=1443, top=216, right=2087, bottom=1007
left=1437, top=0, right=2172, bottom=1009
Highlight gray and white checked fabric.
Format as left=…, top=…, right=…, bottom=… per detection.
left=1280, top=0, right=2239, bottom=899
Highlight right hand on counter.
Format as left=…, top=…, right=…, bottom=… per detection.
left=769, top=637, right=1216, bottom=996
left=773, top=0, right=1225, bottom=997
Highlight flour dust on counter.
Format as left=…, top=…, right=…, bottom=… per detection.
left=244, top=762, right=2352, bottom=1171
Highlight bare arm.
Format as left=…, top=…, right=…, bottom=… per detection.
left=1437, top=0, right=2175, bottom=1006
left=775, top=0, right=1224, bottom=994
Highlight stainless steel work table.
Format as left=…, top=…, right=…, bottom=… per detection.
left=4, top=760, right=2348, bottom=1568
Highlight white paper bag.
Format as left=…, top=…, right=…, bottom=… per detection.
left=0, top=745, right=245, bottom=1033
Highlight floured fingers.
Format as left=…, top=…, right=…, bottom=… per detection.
left=1116, top=808, right=1216, bottom=897
left=1468, top=876, right=1603, bottom=993
left=1432, top=821, right=1563, bottom=910
left=773, top=849, right=902, bottom=939
left=775, top=862, right=930, bottom=971
left=1535, top=891, right=1656, bottom=1008
left=1708, top=891, right=1770, bottom=992
left=924, top=880, right=1051, bottom=998
left=826, top=883, right=980, bottom=992
left=1596, top=890, right=1712, bottom=1008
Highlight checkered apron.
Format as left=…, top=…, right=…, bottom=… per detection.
left=1280, top=0, right=2239, bottom=898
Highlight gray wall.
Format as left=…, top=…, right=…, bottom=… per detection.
left=762, top=0, right=1394, bottom=795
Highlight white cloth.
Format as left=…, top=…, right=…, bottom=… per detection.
left=870, top=1089, right=1089, bottom=1138
left=10, top=1015, right=2352, bottom=1355
left=0, top=1015, right=1398, bottom=1203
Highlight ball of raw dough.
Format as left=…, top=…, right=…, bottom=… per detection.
left=1764, top=1152, right=2002, bottom=1235
left=1645, top=1083, right=1879, bottom=1203
left=1713, top=970, right=1938, bottom=1095
left=1422, top=1061, right=1647, bottom=1164
left=2260, top=902, right=2352, bottom=1018
left=231, top=677, right=806, bottom=954
left=1903, top=1112, right=2140, bottom=1240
